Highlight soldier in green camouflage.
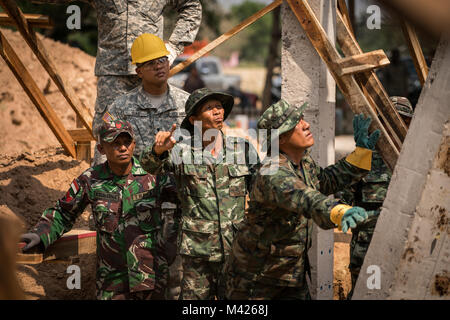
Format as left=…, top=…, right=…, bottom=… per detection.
left=20, top=119, right=172, bottom=300
left=139, top=88, right=260, bottom=300
left=336, top=96, right=414, bottom=299
left=223, top=99, right=381, bottom=300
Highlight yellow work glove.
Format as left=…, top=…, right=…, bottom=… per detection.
left=330, top=204, right=378, bottom=233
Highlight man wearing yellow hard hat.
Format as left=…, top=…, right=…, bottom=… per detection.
left=106, top=33, right=191, bottom=301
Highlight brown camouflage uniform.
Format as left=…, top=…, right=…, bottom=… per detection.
left=223, top=100, right=371, bottom=300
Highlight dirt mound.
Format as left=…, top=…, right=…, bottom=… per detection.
left=0, top=147, right=95, bottom=299
left=0, top=28, right=96, bottom=156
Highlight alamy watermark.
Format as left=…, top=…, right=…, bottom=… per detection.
left=66, top=264, right=81, bottom=289
left=66, top=5, right=81, bottom=30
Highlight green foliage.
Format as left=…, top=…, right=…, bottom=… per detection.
left=229, top=1, right=272, bottom=65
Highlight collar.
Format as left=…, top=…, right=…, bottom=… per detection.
left=137, top=84, right=176, bottom=113
left=100, top=157, right=147, bottom=179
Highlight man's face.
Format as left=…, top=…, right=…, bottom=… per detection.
left=98, top=133, right=135, bottom=166
left=136, top=56, right=169, bottom=85
left=189, top=99, right=225, bottom=131
left=280, top=117, right=314, bottom=149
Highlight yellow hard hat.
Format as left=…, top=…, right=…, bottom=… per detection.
left=131, top=33, right=170, bottom=65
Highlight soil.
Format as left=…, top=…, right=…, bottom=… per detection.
left=0, top=28, right=352, bottom=300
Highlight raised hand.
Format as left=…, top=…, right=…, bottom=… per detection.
left=153, top=124, right=177, bottom=155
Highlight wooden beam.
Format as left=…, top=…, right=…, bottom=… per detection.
left=0, top=13, right=53, bottom=29
left=169, top=0, right=283, bottom=77
left=68, top=128, right=95, bottom=142
left=401, top=20, right=429, bottom=86
left=336, top=9, right=408, bottom=149
left=287, top=0, right=400, bottom=170
left=0, top=0, right=94, bottom=140
left=336, top=50, right=390, bottom=76
left=75, top=116, right=91, bottom=163
left=17, top=230, right=96, bottom=264
left=0, top=30, right=76, bottom=157
left=337, top=0, right=354, bottom=36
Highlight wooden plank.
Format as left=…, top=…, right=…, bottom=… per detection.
left=336, top=50, right=390, bottom=76
left=0, top=0, right=94, bottom=140
left=75, top=116, right=91, bottom=163
left=17, top=230, right=97, bottom=264
left=0, top=13, right=53, bottom=29
left=68, top=128, right=95, bottom=142
left=337, top=0, right=354, bottom=36
left=169, top=0, right=283, bottom=77
left=336, top=9, right=407, bottom=148
left=0, top=30, right=76, bottom=157
left=401, top=20, right=429, bottom=86
left=287, top=0, right=400, bottom=170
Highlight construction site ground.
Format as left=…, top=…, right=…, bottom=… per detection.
left=0, top=28, right=353, bottom=300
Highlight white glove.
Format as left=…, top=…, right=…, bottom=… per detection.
left=165, top=42, right=179, bottom=66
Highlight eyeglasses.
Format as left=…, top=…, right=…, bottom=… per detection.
left=139, top=56, right=168, bottom=70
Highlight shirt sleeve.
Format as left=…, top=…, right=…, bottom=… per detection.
left=139, top=143, right=175, bottom=175
left=254, top=166, right=337, bottom=230
left=317, top=157, right=369, bottom=196
left=31, top=174, right=90, bottom=248
left=168, top=0, right=203, bottom=55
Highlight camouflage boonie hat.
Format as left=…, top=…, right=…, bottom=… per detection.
left=258, top=99, right=308, bottom=138
left=390, top=96, right=413, bottom=118
left=99, top=119, right=134, bottom=143
left=181, top=87, right=234, bottom=130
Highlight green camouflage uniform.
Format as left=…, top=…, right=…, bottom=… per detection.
left=336, top=152, right=390, bottom=298
left=140, top=88, right=260, bottom=300
left=107, top=83, right=189, bottom=300
left=336, top=96, right=413, bottom=299
left=223, top=100, right=370, bottom=300
left=31, top=157, right=172, bottom=299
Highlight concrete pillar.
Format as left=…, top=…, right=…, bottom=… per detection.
left=281, top=0, right=337, bottom=299
left=353, top=38, right=450, bottom=299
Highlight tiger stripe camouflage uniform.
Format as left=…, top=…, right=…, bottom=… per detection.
left=31, top=157, right=171, bottom=300
left=223, top=100, right=371, bottom=300
left=107, top=83, right=189, bottom=300
left=335, top=96, right=414, bottom=299
left=33, top=0, right=202, bottom=136
left=140, top=133, right=260, bottom=300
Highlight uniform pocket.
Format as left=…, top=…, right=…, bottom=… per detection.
left=179, top=217, right=217, bottom=257
left=93, top=203, right=118, bottom=234
left=183, top=164, right=209, bottom=197
left=228, top=165, right=249, bottom=197
left=361, top=173, right=390, bottom=203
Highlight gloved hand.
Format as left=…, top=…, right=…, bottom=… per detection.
left=353, top=113, right=380, bottom=151
left=20, top=233, right=41, bottom=251
left=165, top=42, right=179, bottom=66
left=330, top=205, right=380, bottom=233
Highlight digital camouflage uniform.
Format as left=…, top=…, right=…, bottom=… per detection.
left=33, top=0, right=202, bottom=135
left=107, top=83, right=189, bottom=299
left=336, top=96, right=414, bottom=299
left=223, top=100, right=371, bottom=300
left=140, top=88, right=260, bottom=300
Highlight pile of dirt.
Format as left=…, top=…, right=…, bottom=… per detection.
left=0, top=28, right=96, bottom=156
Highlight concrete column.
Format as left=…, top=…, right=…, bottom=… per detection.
left=353, top=38, right=450, bottom=299
left=281, top=0, right=336, bottom=299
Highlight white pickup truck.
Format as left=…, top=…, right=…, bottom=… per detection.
left=168, top=56, right=241, bottom=92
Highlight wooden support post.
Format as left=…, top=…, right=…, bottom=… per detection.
left=0, top=13, right=53, bottom=29
left=287, top=0, right=400, bottom=170
left=169, top=0, right=283, bottom=77
left=337, top=0, right=354, bottom=35
left=336, top=10, right=408, bottom=148
left=75, top=116, right=91, bottom=163
left=0, top=30, right=76, bottom=157
left=335, top=50, right=390, bottom=76
left=401, top=20, right=429, bottom=86
left=0, top=0, right=94, bottom=139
